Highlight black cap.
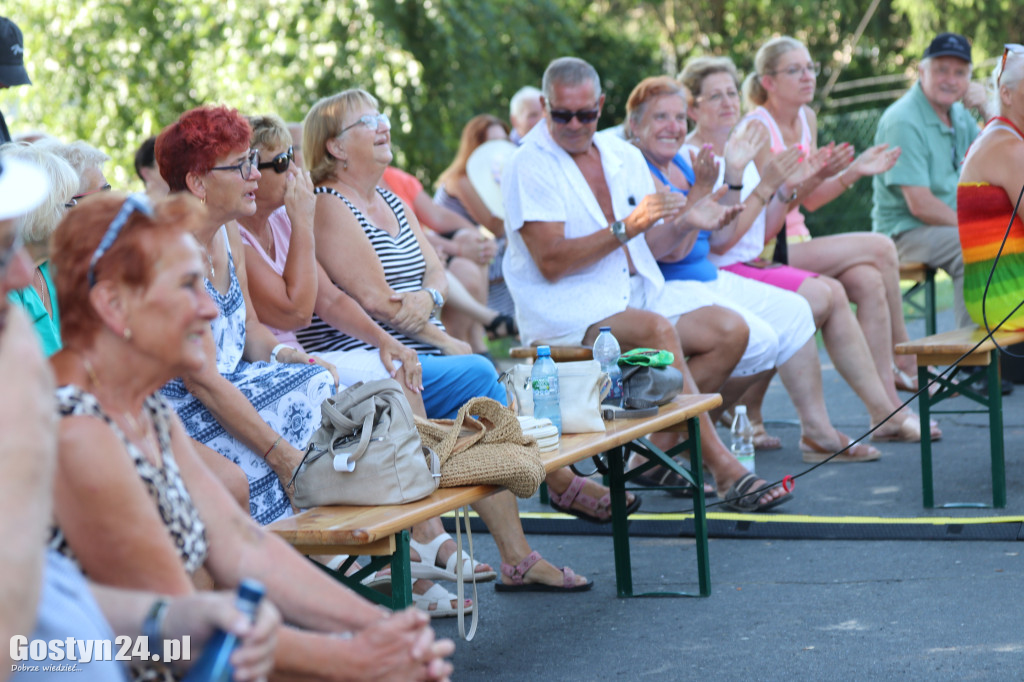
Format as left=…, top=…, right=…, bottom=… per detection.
left=0, top=17, right=29, bottom=86
left=923, top=33, right=972, bottom=64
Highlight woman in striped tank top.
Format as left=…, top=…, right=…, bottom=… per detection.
left=301, top=88, right=616, bottom=593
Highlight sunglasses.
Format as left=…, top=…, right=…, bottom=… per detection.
left=73, top=183, right=112, bottom=201
left=210, top=148, right=260, bottom=180
left=999, top=44, right=1024, bottom=86
left=547, top=106, right=601, bottom=125
left=257, top=146, right=294, bottom=174
left=87, top=193, right=154, bottom=288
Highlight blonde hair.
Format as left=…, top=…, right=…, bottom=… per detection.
left=303, top=89, right=379, bottom=185
left=247, top=114, right=292, bottom=155
left=679, top=56, right=740, bottom=105
left=742, top=36, right=806, bottom=109
left=2, top=143, right=79, bottom=247
left=436, top=114, right=509, bottom=188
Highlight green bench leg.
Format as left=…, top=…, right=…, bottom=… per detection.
left=986, top=356, right=1007, bottom=508
left=918, top=364, right=935, bottom=508
left=390, top=530, right=413, bottom=610
left=608, top=415, right=710, bottom=598
left=924, top=269, right=936, bottom=336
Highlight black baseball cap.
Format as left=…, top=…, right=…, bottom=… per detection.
left=0, top=17, right=30, bottom=86
left=923, top=33, right=972, bottom=64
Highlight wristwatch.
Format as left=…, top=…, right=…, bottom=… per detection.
left=424, top=287, right=444, bottom=318
left=776, top=186, right=799, bottom=203
left=609, top=220, right=629, bottom=244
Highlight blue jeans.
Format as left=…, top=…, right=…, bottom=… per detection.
left=419, top=353, right=507, bottom=419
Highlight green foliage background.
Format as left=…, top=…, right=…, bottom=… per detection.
left=3, top=0, right=1020, bottom=235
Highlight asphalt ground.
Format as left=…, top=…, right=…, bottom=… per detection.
left=431, top=309, right=1024, bottom=681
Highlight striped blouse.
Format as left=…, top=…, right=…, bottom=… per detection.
left=297, top=186, right=443, bottom=355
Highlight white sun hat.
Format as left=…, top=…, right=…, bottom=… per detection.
left=0, top=153, right=49, bottom=221
left=466, top=139, right=518, bottom=220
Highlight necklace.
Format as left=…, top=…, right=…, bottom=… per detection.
left=205, top=250, right=216, bottom=280
left=82, top=356, right=151, bottom=444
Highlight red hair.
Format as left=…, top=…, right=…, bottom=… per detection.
left=155, top=106, right=252, bottom=192
left=52, top=192, right=207, bottom=347
left=436, top=114, right=510, bottom=188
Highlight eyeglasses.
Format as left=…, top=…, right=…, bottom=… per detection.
left=72, top=183, right=112, bottom=201
left=696, top=89, right=740, bottom=106
left=210, top=149, right=260, bottom=180
left=546, top=105, right=601, bottom=125
left=999, top=44, right=1024, bottom=86
left=87, top=193, right=154, bottom=288
left=338, top=113, right=391, bottom=136
left=257, top=146, right=294, bottom=174
left=768, top=62, right=821, bottom=78
left=64, top=197, right=78, bottom=209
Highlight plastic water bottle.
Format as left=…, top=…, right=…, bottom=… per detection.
left=729, top=405, right=755, bottom=474
left=531, top=346, right=562, bottom=435
left=183, top=580, right=265, bottom=682
left=592, top=326, right=623, bottom=407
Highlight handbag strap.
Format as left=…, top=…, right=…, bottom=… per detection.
left=323, top=396, right=376, bottom=464
left=453, top=505, right=479, bottom=641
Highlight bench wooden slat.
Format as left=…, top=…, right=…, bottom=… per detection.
left=508, top=345, right=594, bottom=361
left=895, top=327, right=1024, bottom=360
left=268, top=393, right=720, bottom=551
left=898, top=261, right=930, bottom=282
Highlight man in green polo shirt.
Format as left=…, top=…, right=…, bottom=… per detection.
left=872, top=32, right=989, bottom=328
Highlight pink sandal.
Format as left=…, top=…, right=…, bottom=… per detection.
left=548, top=475, right=641, bottom=524
left=494, top=550, right=593, bottom=592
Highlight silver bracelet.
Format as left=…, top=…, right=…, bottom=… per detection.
left=141, top=598, right=169, bottom=657
left=270, top=343, right=290, bottom=363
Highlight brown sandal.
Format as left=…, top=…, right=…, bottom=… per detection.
left=750, top=421, right=782, bottom=451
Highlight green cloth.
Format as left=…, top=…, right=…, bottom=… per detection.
left=7, top=260, right=62, bottom=356
left=871, top=81, right=979, bottom=238
left=618, top=348, right=675, bottom=367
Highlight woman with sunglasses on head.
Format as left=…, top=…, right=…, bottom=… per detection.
left=154, top=106, right=340, bottom=528
left=957, top=44, right=1024, bottom=331
left=48, top=192, right=454, bottom=682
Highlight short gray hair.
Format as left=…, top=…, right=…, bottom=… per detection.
left=542, top=57, right=601, bottom=102
left=34, top=138, right=109, bottom=194
left=510, top=86, right=542, bottom=120
left=1, top=143, right=79, bottom=246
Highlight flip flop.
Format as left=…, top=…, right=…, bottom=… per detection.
left=493, top=550, right=593, bottom=593
left=750, top=421, right=782, bottom=451
left=548, top=475, right=641, bottom=523
left=719, top=473, right=792, bottom=513
left=631, top=463, right=718, bottom=498
left=800, top=431, right=881, bottom=463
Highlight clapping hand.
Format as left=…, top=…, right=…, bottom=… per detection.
left=849, top=143, right=901, bottom=178
left=684, top=186, right=744, bottom=232
left=626, top=190, right=689, bottom=238
left=759, top=146, right=803, bottom=196
left=814, top=141, right=855, bottom=180
left=283, top=167, right=316, bottom=231
left=723, top=123, right=769, bottom=177
left=687, top=145, right=720, bottom=196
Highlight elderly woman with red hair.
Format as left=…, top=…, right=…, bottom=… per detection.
left=154, top=106, right=339, bottom=527
left=49, top=191, right=454, bottom=681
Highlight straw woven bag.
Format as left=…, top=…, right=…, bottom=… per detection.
left=414, top=397, right=545, bottom=498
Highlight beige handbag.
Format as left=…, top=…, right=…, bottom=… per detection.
left=288, top=379, right=439, bottom=507
left=414, top=397, right=546, bottom=498
left=499, top=360, right=608, bottom=433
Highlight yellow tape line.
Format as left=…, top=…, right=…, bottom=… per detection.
left=442, top=510, right=1024, bottom=525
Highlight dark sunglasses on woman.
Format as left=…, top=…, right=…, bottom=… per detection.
left=257, top=146, right=294, bottom=174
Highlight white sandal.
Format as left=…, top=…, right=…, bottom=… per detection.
left=412, top=582, right=473, bottom=619
left=409, top=533, right=497, bottom=583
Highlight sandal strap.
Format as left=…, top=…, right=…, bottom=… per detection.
left=548, top=475, right=610, bottom=516
left=409, top=532, right=451, bottom=568
left=560, top=566, right=577, bottom=589
left=501, top=550, right=542, bottom=584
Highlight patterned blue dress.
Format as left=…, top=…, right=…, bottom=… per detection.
left=161, top=229, right=336, bottom=525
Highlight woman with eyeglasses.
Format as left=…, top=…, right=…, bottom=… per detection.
left=35, top=138, right=112, bottom=200
left=154, top=105, right=340, bottom=528
left=957, top=45, right=1024, bottom=331
left=2, top=143, right=78, bottom=357
left=301, top=88, right=606, bottom=592
left=47, top=192, right=455, bottom=682
left=686, top=41, right=935, bottom=445
left=433, top=114, right=518, bottom=352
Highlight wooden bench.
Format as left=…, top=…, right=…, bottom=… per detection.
left=508, top=345, right=594, bottom=362
left=899, top=261, right=937, bottom=335
left=895, top=326, right=1024, bottom=508
left=267, top=393, right=721, bottom=609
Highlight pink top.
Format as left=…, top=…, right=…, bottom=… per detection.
left=237, top=206, right=302, bottom=349
left=743, top=106, right=813, bottom=238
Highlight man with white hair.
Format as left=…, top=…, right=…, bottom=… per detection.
left=508, top=85, right=543, bottom=144
left=872, top=32, right=989, bottom=329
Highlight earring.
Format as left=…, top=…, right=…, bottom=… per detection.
left=123, top=327, right=132, bottom=341
left=343, top=160, right=348, bottom=171
left=201, top=196, right=206, bottom=205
